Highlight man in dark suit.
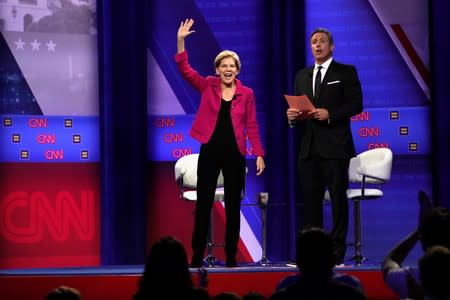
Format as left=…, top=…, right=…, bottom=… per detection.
left=287, top=28, right=363, bottom=264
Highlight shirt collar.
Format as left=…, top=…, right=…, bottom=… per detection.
left=315, top=57, right=333, bottom=70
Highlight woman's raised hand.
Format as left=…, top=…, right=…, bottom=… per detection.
left=177, top=18, right=195, bottom=40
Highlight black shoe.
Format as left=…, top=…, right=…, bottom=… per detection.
left=190, top=261, right=203, bottom=268
left=334, top=260, right=345, bottom=267
left=225, top=259, right=237, bottom=268
left=190, top=256, right=203, bottom=268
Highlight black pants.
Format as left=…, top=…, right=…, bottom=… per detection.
left=192, top=143, right=246, bottom=261
left=298, top=155, right=350, bottom=261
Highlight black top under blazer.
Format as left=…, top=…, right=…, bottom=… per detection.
left=294, top=60, right=363, bottom=159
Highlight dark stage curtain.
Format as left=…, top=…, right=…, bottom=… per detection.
left=430, top=1, right=450, bottom=209
left=265, top=0, right=306, bottom=261
left=97, top=1, right=148, bottom=264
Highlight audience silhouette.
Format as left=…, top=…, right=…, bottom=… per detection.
left=242, top=291, right=266, bottom=300
left=382, top=190, right=450, bottom=299
left=133, top=236, right=211, bottom=300
left=45, top=286, right=82, bottom=300
left=418, top=245, right=450, bottom=300
left=213, top=292, right=242, bottom=300
left=269, top=227, right=367, bottom=300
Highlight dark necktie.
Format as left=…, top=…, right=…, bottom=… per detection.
left=314, top=65, right=323, bottom=100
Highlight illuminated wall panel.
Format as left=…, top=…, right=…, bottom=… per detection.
left=0, top=1, right=100, bottom=269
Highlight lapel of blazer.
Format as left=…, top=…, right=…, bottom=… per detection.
left=306, top=66, right=314, bottom=101
left=234, top=79, right=243, bottom=105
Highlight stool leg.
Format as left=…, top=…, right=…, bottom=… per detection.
left=259, top=204, right=269, bottom=265
left=205, top=208, right=216, bottom=267
left=352, top=177, right=367, bottom=265
left=353, top=198, right=364, bottom=265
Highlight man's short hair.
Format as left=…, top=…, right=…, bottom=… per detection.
left=310, top=28, right=334, bottom=45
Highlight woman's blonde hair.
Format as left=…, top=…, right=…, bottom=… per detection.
left=214, top=50, right=241, bottom=72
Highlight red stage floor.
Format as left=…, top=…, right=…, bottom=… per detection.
left=0, top=264, right=398, bottom=300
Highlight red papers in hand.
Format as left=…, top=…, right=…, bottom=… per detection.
left=284, top=95, right=316, bottom=119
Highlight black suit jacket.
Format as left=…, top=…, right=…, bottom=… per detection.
left=294, top=60, right=363, bottom=159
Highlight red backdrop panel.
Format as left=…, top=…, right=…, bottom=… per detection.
left=0, top=163, right=100, bottom=269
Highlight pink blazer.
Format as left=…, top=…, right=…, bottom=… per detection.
left=175, top=50, right=265, bottom=157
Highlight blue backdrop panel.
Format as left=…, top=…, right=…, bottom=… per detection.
left=148, top=113, right=265, bottom=161
left=305, top=0, right=429, bottom=108
left=1, top=115, right=99, bottom=162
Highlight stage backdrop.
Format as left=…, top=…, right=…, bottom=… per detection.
left=145, top=0, right=431, bottom=265
left=0, top=0, right=433, bottom=269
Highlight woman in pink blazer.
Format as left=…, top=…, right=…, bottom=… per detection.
left=175, top=18, right=265, bottom=268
